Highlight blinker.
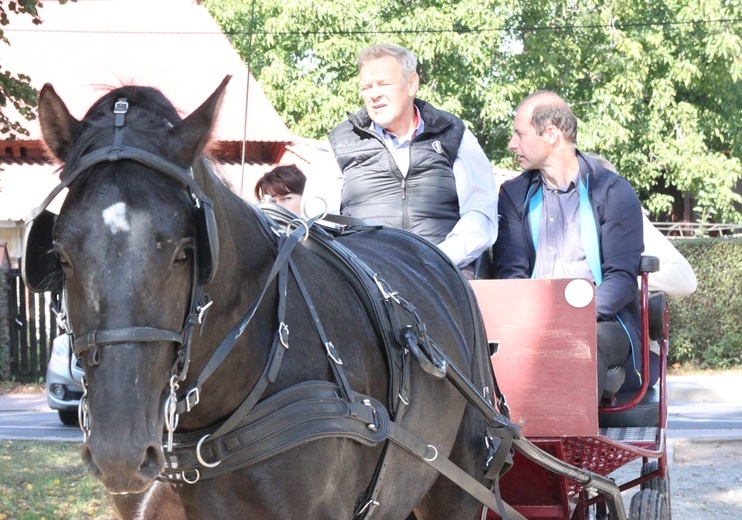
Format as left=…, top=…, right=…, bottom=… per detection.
left=22, top=208, right=63, bottom=293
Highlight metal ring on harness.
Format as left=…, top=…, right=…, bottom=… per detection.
left=196, top=434, right=222, bottom=468
left=284, top=218, right=310, bottom=243
left=424, top=445, right=438, bottom=462
left=302, top=195, right=328, bottom=221
left=182, top=469, right=200, bottom=484
left=278, top=322, right=290, bottom=348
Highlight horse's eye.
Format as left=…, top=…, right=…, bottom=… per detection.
left=56, top=248, right=72, bottom=270
left=174, top=249, right=190, bottom=265
left=170, top=238, right=194, bottom=268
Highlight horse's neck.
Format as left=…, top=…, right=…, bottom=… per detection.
left=198, top=161, right=274, bottom=275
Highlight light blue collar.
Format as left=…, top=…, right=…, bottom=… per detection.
left=371, top=106, right=424, bottom=145
left=526, top=174, right=602, bottom=285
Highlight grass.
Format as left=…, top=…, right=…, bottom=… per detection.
left=0, top=441, right=111, bottom=520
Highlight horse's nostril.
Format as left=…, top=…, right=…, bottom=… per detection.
left=81, top=444, right=102, bottom=478
left=140, top=444, right=165, bottom=476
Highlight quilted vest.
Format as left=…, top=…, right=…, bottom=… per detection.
left=329, top=99, right=465, bottom=245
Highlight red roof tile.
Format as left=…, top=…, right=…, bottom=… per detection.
left=3, top=0, right=293, bottom=143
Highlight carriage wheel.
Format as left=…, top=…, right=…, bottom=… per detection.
left=629, top=489, right=669, bottom=520
left=641, top=461, right=671, bottom=518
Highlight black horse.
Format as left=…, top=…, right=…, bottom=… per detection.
left=26, top=77, right=506, bottom=519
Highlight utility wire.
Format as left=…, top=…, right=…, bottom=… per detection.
left=5, top=17, right=741, bottom=36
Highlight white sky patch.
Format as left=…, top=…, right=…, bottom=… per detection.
left=102, top=202, right=131, bottom=234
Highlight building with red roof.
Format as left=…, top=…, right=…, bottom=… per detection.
left=0, top=0, right=302, bottom=263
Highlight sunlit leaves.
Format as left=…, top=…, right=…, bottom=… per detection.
left=206, top=0, right=742, bottom=223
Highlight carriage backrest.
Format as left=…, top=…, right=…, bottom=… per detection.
left=471, top=278, right=598, bottom=437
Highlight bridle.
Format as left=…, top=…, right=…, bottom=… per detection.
left=23, top=99, right=219, bottom=439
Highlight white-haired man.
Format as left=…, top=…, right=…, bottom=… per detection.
left=306, top=44, right=498, bottom=279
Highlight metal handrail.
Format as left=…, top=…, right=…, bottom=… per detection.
left=652, top=221, right=742, bottom=238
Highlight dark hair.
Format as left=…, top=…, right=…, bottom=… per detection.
left=519, top=90, right=578, bottom=144
left=254, top=164, right=306, bottom=200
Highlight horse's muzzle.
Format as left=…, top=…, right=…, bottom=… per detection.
left=82, top=431, right=165, bottom=494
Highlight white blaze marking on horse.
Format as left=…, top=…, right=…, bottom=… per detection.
left=102, top=202, right=131, bottom=234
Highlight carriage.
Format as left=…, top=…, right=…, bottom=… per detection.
left=472, top=262, right=671, bottom=519
left=22, top=77, right=670, bottom=519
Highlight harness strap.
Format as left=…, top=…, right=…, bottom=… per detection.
left=386, top=422, right=526, bottom=520
left=205, top=264, right=291, bottom=444
left=26, top=145, right=214, bottom=226
left=166, top=208, right=521, bottom=517
left=288, top=258, right=357, bottom=403
left=175, top=218, right=315, bottom=414
left=73, top=327, right=183, bottom=366
left=74, top=327, right=182, bottom=351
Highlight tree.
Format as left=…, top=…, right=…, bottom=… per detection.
left=206, top=0, right=742, bottom=223
left=1, top=0, right=44, bottom=140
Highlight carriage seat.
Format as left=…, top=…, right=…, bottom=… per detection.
left=598, top=386, right=660, bottom=428
left=602, top=255, right=664, bottom=397
left=600, top=256, right=666, bottom=427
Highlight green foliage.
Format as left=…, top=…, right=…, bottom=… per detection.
left=0, top=0, right=42, bottom=140
left=669, top=238, right=742, bottom=368
left=0, top=1, right=73, bottom=140
left=206, top=0, right=742, bottom=223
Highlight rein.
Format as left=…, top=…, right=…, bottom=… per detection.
left=168, top=212, right=319, bottom=447
left=37, top=97, right=522, bottom=519
left=41, top=127, right=522, bottom=516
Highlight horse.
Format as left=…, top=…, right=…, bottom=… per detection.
left=25, top=77, right=506, bottom=519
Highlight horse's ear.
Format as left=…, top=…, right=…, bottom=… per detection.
left=165, top=75, right=231, bottom=167
left=38, top=84, right=84, bottom=161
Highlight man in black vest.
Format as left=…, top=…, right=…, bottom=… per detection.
left=307, top=44, right=498, bottom=278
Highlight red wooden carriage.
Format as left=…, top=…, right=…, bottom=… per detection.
left=472, top=256, right=670, bottom=519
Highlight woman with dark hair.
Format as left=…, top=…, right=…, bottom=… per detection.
left=254, top=164, right=306, bottom=215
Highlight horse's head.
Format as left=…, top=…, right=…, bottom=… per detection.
left=32, top=77, right=229, bottom=494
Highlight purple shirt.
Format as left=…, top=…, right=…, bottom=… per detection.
left=533, top=161, right=593, bottom=281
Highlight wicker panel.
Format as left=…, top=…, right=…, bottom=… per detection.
left=560, top=436, right=642, bottom=497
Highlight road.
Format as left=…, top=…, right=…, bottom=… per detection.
left=0, top=408, right=83, bottom=441
left=2, top=384, right=742, bottom=518
left=1, top=390, right=742, bottom=442
left=0, top=393, right=83, bottom=441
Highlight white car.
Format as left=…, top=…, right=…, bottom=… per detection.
left=45, top=334, right=84, bottom=426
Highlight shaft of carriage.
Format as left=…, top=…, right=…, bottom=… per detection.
left=430, top=334, right=627, bottom=519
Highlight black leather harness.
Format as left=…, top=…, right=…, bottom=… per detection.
left=158, top=203, right=522, bottom=519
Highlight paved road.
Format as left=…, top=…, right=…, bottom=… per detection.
left=2, top=374, right=742, bottom=442
left=0, top=409, right=83, bottom=441
left=0, top=393, right=84, bottom=441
